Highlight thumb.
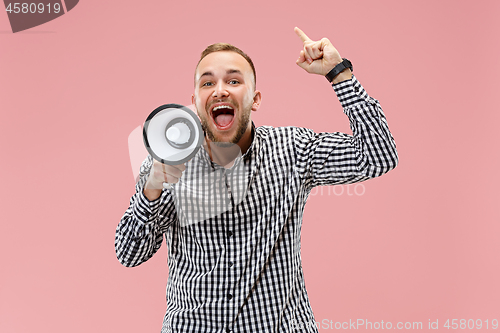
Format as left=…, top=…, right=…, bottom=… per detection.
left=296, top=50, right=309, bottom=70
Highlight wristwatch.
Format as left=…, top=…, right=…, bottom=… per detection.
left=325, top=58, right=353, bottom=83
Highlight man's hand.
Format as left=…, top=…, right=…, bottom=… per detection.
left=294, top=27, right=351, bottom=83
left=143, top=160, right=186, bottom=201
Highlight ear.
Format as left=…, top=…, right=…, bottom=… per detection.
left=251, top=90, right=262, bottom=112
left=191, top=94, right=196, bottom=108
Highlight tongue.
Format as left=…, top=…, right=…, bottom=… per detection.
left=216, top=114, right=234, bottom=127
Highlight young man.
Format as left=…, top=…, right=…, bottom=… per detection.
left=116, top=27, right=398, bottom=333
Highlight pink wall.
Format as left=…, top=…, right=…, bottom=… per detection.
left=1, top=1, right=499, bottom=332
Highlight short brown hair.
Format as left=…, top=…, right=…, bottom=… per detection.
left=196, top=43, right=256, bottom=87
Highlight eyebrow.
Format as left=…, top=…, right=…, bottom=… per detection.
left=199, top=69, right=243, bottom=79
left=226, top=69, right=243, bottom=75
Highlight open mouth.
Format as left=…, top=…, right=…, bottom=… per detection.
left=211, top=104, right=235, bottom=129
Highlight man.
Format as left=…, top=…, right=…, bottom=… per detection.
left=116, top=27, right=398, bottom=333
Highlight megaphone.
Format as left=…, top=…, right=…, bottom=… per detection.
left=143, top=104, right=204, bottom=166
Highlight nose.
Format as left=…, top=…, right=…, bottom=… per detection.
left=212, top=80, right=229, bottom=98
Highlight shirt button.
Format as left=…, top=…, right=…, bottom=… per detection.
left=228, top=293, right=233, bottom=300
left=226, top=328, right=231, bottom=333
left=227, top=231, right=233, bottom=237
left=229, top=261, right=234, bottom=267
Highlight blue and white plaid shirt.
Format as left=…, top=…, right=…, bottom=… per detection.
left=115, top=75, right=398, bottom=333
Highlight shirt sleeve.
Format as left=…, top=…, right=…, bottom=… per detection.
left=294, top=75, right=399, bottom=190
left=115, top=155, right=177, bottom=267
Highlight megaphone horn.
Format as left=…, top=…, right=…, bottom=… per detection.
left=143, top=104, right=204, bottom=166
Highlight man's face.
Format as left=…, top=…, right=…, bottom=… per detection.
left=192, top=51, right=261, bottom=145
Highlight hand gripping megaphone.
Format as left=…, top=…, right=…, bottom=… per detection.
left=143, top=104, right=204, bottom=188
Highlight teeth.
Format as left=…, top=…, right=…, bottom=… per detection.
left=213, top=105, right=233, bottom=112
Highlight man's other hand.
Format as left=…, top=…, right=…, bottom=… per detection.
left=294, top=27, right=351, bottom=83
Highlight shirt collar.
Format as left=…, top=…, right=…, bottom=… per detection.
left=198, top=122, right=259, bottom=166
left=242, top=122, right=257, bottom=161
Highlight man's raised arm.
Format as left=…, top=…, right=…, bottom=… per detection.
left=293, top=27, right=398, bottom=188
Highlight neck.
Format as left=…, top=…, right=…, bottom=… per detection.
left=204, top=124, right=254, bottom=168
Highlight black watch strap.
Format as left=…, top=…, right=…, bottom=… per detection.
left=325, top=58, right=353, bottom=83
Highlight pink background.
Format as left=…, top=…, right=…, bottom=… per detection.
left=1, top=1, right=499, bottom=332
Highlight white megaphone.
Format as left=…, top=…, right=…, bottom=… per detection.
left=143, top=104, right=204, bottom=188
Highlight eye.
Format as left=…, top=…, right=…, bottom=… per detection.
left=229, top=79, right=239, bottom=85
left=202, top=81, right=213, bottom=87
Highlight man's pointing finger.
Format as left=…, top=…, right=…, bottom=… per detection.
left=294, top=27, right=311, bottom=43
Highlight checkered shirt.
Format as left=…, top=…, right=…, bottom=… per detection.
left=115, top=75, right=399, bottom=333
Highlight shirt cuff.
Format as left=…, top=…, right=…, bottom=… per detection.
left=133, top=187, right=163, bottom=223
left=332, top=75, right=370, bottom=109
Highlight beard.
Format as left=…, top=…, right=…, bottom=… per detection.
left=199, top=99, right=252, bottom=146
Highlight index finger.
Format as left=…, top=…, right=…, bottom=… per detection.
left=294, top=27, right=312, bottom=43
